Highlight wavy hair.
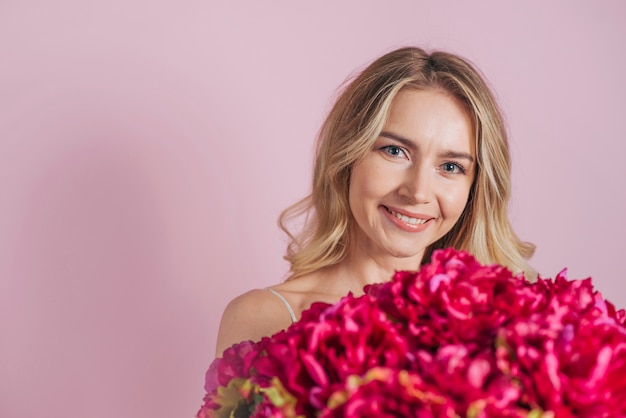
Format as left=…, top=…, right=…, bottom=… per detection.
left=279, top=47, right=535, bottom=280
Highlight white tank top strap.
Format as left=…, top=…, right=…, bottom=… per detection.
left=264, top=288, right=297, bottom=323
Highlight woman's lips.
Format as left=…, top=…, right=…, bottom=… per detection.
left=381, top=205, right=433, bottom=232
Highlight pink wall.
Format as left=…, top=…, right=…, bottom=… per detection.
left=1, top=1, right=624, bottom=417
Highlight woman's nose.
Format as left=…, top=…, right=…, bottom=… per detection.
left=399, top=165, right=432, bottom=204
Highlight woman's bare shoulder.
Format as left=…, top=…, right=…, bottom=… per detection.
left=215, top=289, right=293, bottom=357
left=215, top=270, right=346, bottom=356
left=272, top=269, right=346, bottom=308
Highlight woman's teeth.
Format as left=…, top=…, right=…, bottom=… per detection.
left=389, top=209, right=427, bottom=225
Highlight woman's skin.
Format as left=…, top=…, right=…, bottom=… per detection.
left=215, top=88, right=476, bottom=356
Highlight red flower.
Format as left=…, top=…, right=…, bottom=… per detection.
left=197, top=249, right=626, bottom=417
left=252, top=294, right=410, bottom=413
left=320, top=367, right=457, bottom=417
left=496, top=270, right=626, bottom=416
left=369, top=248, right=533, bottom=351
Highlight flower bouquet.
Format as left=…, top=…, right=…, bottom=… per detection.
left=197, top=249, right=626, bottom=417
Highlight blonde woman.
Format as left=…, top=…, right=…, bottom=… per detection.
left=215, top=47, right=535, bottom=356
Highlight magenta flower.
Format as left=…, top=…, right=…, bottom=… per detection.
left=196, top=249, right=626, bottom=417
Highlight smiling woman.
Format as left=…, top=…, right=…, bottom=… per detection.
left=348, top=89, right=476, bottom=265
left=214, top=46, right=535, bottom=356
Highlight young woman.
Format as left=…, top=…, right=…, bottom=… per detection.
left=215, top=46, right=535, bottom=356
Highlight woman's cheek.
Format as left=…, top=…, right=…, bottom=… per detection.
left=441, top=186, right=472, bottom=219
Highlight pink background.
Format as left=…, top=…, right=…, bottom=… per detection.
left=1, top=1, right=625, bottom=417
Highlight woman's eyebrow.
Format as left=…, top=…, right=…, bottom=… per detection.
left=439, top=150, right=475, bottom=163
left=379, top=131, right=417, bottom=150
left=380, top=131, right=474, bottom=163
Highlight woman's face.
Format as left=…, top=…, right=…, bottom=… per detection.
left=348, top=88, right=476, bottom=265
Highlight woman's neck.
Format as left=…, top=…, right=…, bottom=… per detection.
left=328, top=240, right=424, bottom=295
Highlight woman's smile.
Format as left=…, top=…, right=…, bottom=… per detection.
left=382, top=205, right=433, bottom=231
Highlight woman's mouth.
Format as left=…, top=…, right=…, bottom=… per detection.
left=385, top=206, right=430, bottom=225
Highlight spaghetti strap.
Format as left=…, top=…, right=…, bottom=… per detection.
left=264, top=288, right=297, bottom=323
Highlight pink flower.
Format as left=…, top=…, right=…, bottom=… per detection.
left=208, top=340, right=260, bottom=391
left=252, top=294, right=410, bottom=413
left=497, top=270, right=626, bottom=416
left=369, top=249, right=533, bottom=351
left=197, top=248, right=626, bottom=418
left=197, top=340, right=269, bottom=416
left=320, top=367, right=457, bottom=417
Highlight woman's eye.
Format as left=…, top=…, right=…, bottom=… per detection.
left=381, top=146, right=408, bottom=159
left=441, top=162, right=466, bottom=174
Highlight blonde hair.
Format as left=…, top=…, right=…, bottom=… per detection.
left=279, top=47, right=535, bottom=280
